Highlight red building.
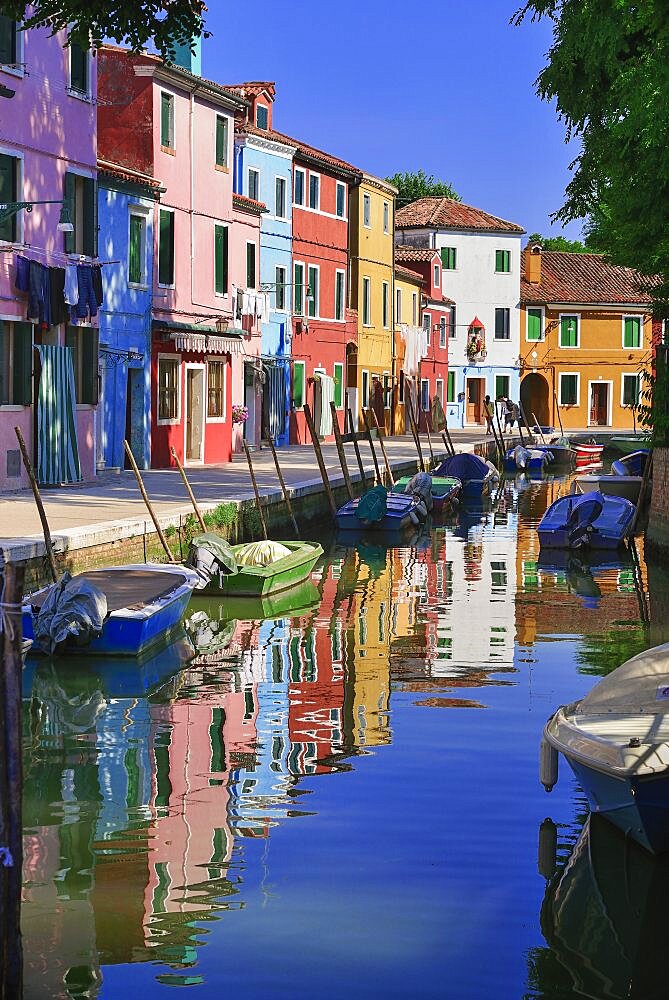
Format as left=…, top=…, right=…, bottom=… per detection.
left=395, top=246, right=453, bottom=430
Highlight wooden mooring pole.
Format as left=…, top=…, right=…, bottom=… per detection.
left=347, top=408, right=367, bottom=491
left=1, top=559, right=25, bottom=1000
left=243, top=440, right=269, bottom=540
left=329, top=402, right=354, bottom=500
left=370, top=407, right=394, bottom=486
left=124, top=440, right=176, bottom=561
left=405, top=389, right=425, bottom=472
left=423, top=413, right=436, bottom=469
left=304, top=404, right=338, bottom=518
left=170, top=446, right=207, bottom=532
left=262, top=420, right=300, bottom=538
left=14, top=426, right=58, bottom=582
left=361, top=409, right=382, bottom=485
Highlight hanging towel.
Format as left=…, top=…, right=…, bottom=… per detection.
left=28, top=261, right=51, bottom=327
left=64, top=264, right=79, bottom=306
left=36, top=344, right=82, bottom=485
left=318, top=374, right=334, bottom=437
left=14, top=255, right=30, bottom=292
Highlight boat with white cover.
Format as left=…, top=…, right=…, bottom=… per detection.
left=541, top=642, right=669, bottom=853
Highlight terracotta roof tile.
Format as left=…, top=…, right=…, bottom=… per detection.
left=396, top=197, right=524, bottom=234
left=394, top=263, right=424, bottom=284
left=520, top=251, right=654, bottom=306
left=394, top=245, right=439, bottom=263
left=224, top=81, right=276, bottom=99
left=424, top=293, right=455, bottom=307
left=97, top=158, right=163, bottom=191
left=237, top=122, right=360, bottom=177
left=233, top=192, right=267, bottom=214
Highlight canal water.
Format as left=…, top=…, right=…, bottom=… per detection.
left=20, top=474, right=669, bottom=999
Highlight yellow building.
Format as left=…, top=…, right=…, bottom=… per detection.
left=393, top=263, right=425, bottom=434
left=519, top=244, right=654, bottom=431
left=348, top=173, right=397, bottom=431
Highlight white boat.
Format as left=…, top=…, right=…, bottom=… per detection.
left=572, top=472, right=642, bottom=505
left=541, top=642, right=669, bottom=854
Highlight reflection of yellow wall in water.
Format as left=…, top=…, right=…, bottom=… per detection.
left=349, top=551, right=393, bottom=747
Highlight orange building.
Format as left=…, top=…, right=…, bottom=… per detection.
left=519, top=245, right=653, bottom=431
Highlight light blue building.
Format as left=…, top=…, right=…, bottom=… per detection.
left=97, top=164, right=159, bottom=469
left=233, top=87, right=295, bottom=446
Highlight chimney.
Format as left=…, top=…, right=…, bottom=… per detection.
left=170, top=36, right=202, bottom=76
left=526, top=242, right=542, bottom=283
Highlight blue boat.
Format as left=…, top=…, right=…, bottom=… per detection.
left=538, top=490, right=636, bottom=550
left=611, top=449, right=650, bottom=478
left=335, top=486, right=426, bottom=533
left=23, top=564, right=200, bottom=656
left=391, top=474, right=462, bottom=514
left=433, top=452, right=498, bottom=499
left=504, top=445, right=550, bottom=473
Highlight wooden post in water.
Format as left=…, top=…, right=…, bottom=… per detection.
left=442, top=423, right=456, bottom=457
left=304, top=404, right=337, bottom=518
left=553, top=391, right=565, bottom=437
left=170, top=446, right=207, bottom=532
left=631, top=449, right=653, bottom=534
left=243, top=440, right=269, bottom=539
left=329, top=402, right=354, bottom=500
left=14, top=426, right=58, bottom=583
left=124, top=440, right=176, bottom=561
left=405, top=389, right=425, bottom=472
left=519, top=402, right=535, bottom=445
left=361, top=409, right=382, bottom=484
left=370, top=407, right=394, bottom=486
left=532, top=413, right=548, bottom=445
left=262, top=420, right=300, bottom=538
left=347, top=408, right=367, bottom=491
left=423, top=413, right=436, bottom=469
left=1, top=559, right=25, bottom=1000
left=495, top=404, right=507, bottom=454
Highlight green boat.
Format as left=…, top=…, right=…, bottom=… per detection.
left=608, top=434, right=651, bottom=455
left=208, top=540, right=323, bottom=597
left=392, top=475, right=462, bottom=513
left=190, top=577, right=321, bottom=624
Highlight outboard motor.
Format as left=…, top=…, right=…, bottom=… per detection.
left=513, top=446, right=530, bottom=470
left=33, top=573, right=108, bottom=654
left=403, top=471, right=433, bottom=514
left=566, top=496, right=604, bottom=548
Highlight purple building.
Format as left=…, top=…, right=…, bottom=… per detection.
left=0, top=16, right=100, bottom=489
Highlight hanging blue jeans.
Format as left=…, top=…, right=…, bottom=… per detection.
left=28, top=260, right=51, bottom=326
left=70, top=265, right=98, bottom=320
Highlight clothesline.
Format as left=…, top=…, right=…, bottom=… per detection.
left=0, top=243, right=120, bottom=265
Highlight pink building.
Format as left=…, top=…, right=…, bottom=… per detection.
left=231, top=192, right=265, bottom=453
left=0, top=18, right=99, bottom=489
left=98, top=43, right=256, bottom=468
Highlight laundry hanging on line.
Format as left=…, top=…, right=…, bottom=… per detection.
left=13, top=255, right=104, bottom=327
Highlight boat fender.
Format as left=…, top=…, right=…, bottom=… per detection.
left=540, top=736, right=558, bottom=792
left=537, top=818, right=558, bottom=879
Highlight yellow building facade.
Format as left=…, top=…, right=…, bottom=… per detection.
left=519, top=245, right=654, bottom=431
left=348, top=174, right=397, bottom=431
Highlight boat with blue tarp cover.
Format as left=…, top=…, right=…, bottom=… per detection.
left=503, top=445, right=550, bottom=473
left=538, top=490, right=635, bottom=550
left=335, top=484, right=426, bottom=533
left=611, top=449, right=651, bottom=478
left=433, top=452, right=498, bottom=499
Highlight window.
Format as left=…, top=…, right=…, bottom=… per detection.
left=294, top=168, right=305, bottom=206
left=623, top=316, right=642, bottom=349
left=423, top=312, right=431, bottom=347
left=0, top=152, right=19, bottom=243
left=336, top=182, right=346, bottom=218
left=382, top=281, right=389, bottom=328
left=363, top=193, right=371, bottom=227
left=309, top=173, right=320, bottom=210
left=383, top=372, right=391, bottom=408
left=256, top=104, right=269, bottom=130
left=412, top=292, right=417, bottom=325
left=447, top=371, right=456, bottom=403
left=449, top=305, right=456, bottom=338
left=436, top=378, right=444, bottom=405
left=421, top=378, right=430, bottom=411
left=0, top=17, right=18, bottom=66
left=63, top=172, right=97, bottom=256
left=399, top=370, right=405, bottom=403
left=66, top=326, right=99, bottom=405
left=293, top=360, right=305, bottom=407
left=622, top=373, right=641, bottom=407
left=434, top=264, right=440, bottom=288
left=207, top=360, right=226, bottom=418
left=439, top=316, right=447, bottom=348
left=160, top=92, right=174, bottom=148
left=157, top=356, right=179, bottom=421
left=307, top=265, right=319, bottom=317
left=335, top=270, right=345, bottom=321
left=246, top=242, right=256, bottom=289
left=527, top=307, right=543, bottom=342
left=362, top=370, right=369, bottom=408
left=294, top=262, right=304, bottom=315
left=215, top=114, right=228, bottom=168
left=383, top=201, right=389, bottom=234
left=362, top=276, right=371, bottom=326
left=69, top=42, right=88, bottom=95
left=128, top=212, right=146, bottom=286
left=214, top=224, right=228, bottom=295
left=275, top=265, right=287, bottom=310
left=495, top=374, right=510, bottom=400
left=495, top=249, right=511, bottom=273
left=560, top=314, right=579, bottom=348
left=333, top=362, right=344, bottom=408
left=275, top=176, right=287, bottom=219
left=559, top=372, right=579, bottom=406
left=158, top=209, right=175, bottom=285
left=441, top=247, right=456, bottom=270
left=494, top=307, right=510, bottom=340
left=0, top=319, right=32, bottom=405
left=396, top=288, right=402, bottom=324
left=248, top=168, right=260, bottom=202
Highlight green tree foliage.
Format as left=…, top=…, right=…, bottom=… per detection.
left=3, top=1, right=209, bottom=60
left=387, top=169, right=461, bottom=208
left=526, top=232, right=592, bottom=253
left=513, top=2, right=669, bottom=301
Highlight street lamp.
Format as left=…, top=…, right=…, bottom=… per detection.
left=0, top=199, right=74, bottom=233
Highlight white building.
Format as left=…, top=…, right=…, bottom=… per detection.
left=395, top=197, right=525, bottom=428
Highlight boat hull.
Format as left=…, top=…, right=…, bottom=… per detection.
left=208, top=542, right=323, bottom=597
left=335, top=494, right=423, bottom=533
left=572, top=473, right=642, bottom=504
left=609, top=435, right=651, bottom=455
left=538, top=491, right=635, bottom=549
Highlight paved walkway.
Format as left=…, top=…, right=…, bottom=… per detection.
left=0, top=430, right=491, bottom=561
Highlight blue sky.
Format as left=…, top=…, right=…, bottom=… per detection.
left=202, top=0, right=583, bottom=242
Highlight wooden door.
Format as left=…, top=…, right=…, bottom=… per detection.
left=466, top=379, right=482, bottom=423
left=590, top=383, right=609, bottom=426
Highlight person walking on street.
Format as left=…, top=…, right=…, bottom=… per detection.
left=484, top=394, right=495, bottom=435
left=504, top=396, right=515, bottom=433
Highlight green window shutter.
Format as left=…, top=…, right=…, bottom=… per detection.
left=447, top=371, right=455, bottom=402
left=560, top=316, right=577, bottom=347
left=333, top=363, right=343, bottom=408
left=308, top=267, right=317, bottom=317
left=63, top=171, right=76, bottom=253
left=293, top=362, right=304, bottom=408
left=82, top=328, right=99, bottom=405
left=70, top=43, right=87, bottom=93
left=246, top=242, right=256, bottom=288
left=215, top=225, right=228, bottom=294
left=129, top=214, right=142, bottom=284
left=335, top=273, right=342, bottom=320
left=294, top=264, right=303, bottom=314
left=561, top=374, right=577, bottom=405
left=0, top=153, right=17, bottom=242
left=82, top=176, right=97, bottom=257
left=13, top=322, right=33, bottom=405
left=0, top=17, right=17, bottom=65
left=158, top=210, right=174, bottom=285
left=527, top=309, right=541, bottom=342
left=161, top=93, right=173, bottom=147
left=215, top=115, right=227, bottom=167
left=624, top=317, right=640, bottom=348
left=441, top=247, right=456, bottom=269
